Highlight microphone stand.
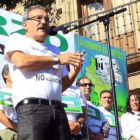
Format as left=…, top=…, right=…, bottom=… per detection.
left=99, top=15, right=122, bottom=140
left=66, top=8, right=127, bottom=140
left=68, top=8, right=126, bottom=32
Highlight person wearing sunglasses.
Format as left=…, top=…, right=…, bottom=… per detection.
left=62, top=65, right=86, bottom=140
left=4, top=5, right=84, bottom=140
left=76, top=77, right=93, bottom=101
left=121, top=92, right=140, bottom=140
left=76, top=77, right=107, bottom=140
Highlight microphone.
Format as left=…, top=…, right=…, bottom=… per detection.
left=113, top=8, right=127, bottom=15
left=47, top=25, right=70, bottom=36
left=99, top=8, right=127, bottom=22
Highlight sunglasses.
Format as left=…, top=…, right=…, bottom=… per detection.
left=79, top=83, right=93, bottom=87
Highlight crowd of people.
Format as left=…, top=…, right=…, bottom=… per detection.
left=0, top=4, right=140, bottom=140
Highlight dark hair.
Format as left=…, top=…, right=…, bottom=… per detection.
left=100, top=90, right=112, bottom=98
left=126, top=92, right=140, bottom=112
left=76, top=77, right=91, bottom=87
left=1, top=64, right=9, bottom=83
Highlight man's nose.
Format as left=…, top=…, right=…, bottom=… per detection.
left=41, top=17, right=47, bottom=23
left=86, top=85, right=90, bottom=87
left=105, top=98, right=108, bottom=101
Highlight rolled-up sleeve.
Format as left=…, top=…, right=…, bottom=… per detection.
left=4, top=33, right=30, bottom=63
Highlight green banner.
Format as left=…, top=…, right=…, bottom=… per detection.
left=62, top=96, right=83, bottom=113
left=75, top=35, right=128, bottom=115
left=0, top=91, right=13, bottom=107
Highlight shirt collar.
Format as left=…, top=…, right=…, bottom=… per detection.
left=132, top=110, right=140, bottom=115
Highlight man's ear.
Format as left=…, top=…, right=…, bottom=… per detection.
left=3, top=74, right=8, bottom=79
left=22, top=21, right=28, bottom=30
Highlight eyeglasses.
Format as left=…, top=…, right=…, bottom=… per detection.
left=79, top=83, right=93, bottom=87
left=27, top=15, right=49, bottom=22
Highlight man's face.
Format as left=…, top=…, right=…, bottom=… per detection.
left=78, top=78, right=92, bottom=100
left=23, top=8, right=49, bottom=43
left=100, top=92, right=112, bottom=109
left=130, top=94, right=140, bottom=111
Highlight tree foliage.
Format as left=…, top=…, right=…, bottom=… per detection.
left=0, top=0, right=55, bottom=12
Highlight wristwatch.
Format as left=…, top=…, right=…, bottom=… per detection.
left=77, top=121, right=83, bottom=128
left=53, top=55, right=59, bottom=64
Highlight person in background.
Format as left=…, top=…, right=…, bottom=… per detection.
left=76, top=77, right=107, bottom=140
left=121, top=92, right=140, bottom=140
left=98, top=90, right=117, bottom=140
left=62, top=65, right=86, bottom=140
left=62, top=86, right=86, bottom=140
left=4, top=5, right=84, bottom=140
left=0, top=64, right=17, bottom=140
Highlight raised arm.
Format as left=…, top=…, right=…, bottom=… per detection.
left=7, top=51, right=84, bottom=71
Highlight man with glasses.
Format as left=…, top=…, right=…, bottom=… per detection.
left=76, top=77, right=93, bottom=101
left=62, top=65, right=86, bottom=140
left=76, top=77, right=107, bottom=140
left=4, top=5, right=84, bottom=140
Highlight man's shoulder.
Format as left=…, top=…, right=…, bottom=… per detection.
left=7, top=33, right=25, bottom=45
left=69, top=85, right=79, bottom=90
left=87, top=101, right=99, bottom=108
left=98, top=106, right=113, bottom=115
left=98, top=106, right=103, bottom=111
left=9, top=33, right=24, bottom=39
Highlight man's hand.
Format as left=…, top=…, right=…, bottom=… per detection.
left=102, top=121, right=110, bottom=138
left=58, top=52, right=84, bottom=67
left=68, top=120, right=81, bottom=135
left=62, top=52, right=85, bottom=92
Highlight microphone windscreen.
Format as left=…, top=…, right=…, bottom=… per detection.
left=47, top=26, right=57, bottom=36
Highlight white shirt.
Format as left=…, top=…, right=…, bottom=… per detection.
left=0, top=88, right=17, bottom=131
left=4, top=33, right=68, bottom=107
left=98, top=106, right=117, bottom=140
left=86, top=101, right=106, bottom=133
left=121, top=111, right=140, bottom=140
left=62, top=85, right=86, bottom=122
